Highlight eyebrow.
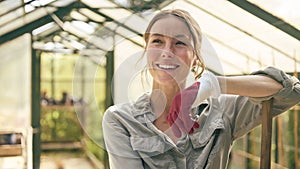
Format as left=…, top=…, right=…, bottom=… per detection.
left=150, top=33, right=190, bottom=40
left=150, top=33, right=164, bottom=37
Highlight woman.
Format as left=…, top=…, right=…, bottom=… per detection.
left=102, top=9, right=300, bottom=169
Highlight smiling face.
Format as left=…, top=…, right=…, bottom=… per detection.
left=146, top=16, right=196, bottom=87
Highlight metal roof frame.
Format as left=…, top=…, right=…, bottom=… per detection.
left=229, top=0, right=300, bottom=41
left=0, top=0, right=79, bottom=45
left=0, top=0, right=299, bottom=74
left=180, top=0, right=299, bottom=75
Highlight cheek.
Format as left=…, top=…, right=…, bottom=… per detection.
left=177, top=50, right=194, bottom=67
left=146, top=48, right=160, bottom=62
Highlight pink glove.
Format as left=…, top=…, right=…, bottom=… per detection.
left=166, top=71, right=221, bottom=138
left=166, top=82, right=201, bottom=138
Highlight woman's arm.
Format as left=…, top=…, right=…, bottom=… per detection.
left=218, top=75, right=283, bottom=97
left=102, top=107, right=144, bottom=169
left=220, top=67, right=300, bottom=139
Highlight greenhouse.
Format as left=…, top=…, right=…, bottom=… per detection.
left=0, top=0, right=299, bottom=168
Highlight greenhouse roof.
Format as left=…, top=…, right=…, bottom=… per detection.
left=0, top=0, right=299, bottom=75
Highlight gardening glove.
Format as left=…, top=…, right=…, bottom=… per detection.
left=166, top=71, right=221, bottom=138
left=191, top=70, right=221, bottom=108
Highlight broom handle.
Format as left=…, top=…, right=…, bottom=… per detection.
left=260, top=99, right=273, bottom=169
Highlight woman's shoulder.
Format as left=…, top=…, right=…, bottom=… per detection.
left=103, top=93, right=151, bottom=120
left=104, top=102, right=135, bottom=118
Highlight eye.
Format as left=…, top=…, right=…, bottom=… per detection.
left=175, top=41, right=187, bottom=46
left=151, top=39, right=163, bottom=44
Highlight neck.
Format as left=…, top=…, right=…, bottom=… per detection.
left=150, top=82, right=185, bottom=119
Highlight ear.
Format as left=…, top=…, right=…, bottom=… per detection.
left=191, top=56, right=198, bottom=67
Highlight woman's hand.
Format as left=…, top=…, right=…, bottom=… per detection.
left=166, top=71, right=220, bottom=138
left=192, top=71, right=221, bottom=107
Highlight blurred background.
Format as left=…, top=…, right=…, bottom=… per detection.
left=0, top=0, right=299, bottom=168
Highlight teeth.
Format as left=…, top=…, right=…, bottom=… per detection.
left=158, top=64, right=177, bottom=69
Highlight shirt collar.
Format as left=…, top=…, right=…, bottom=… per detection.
left=132, top=93, right=154, bottom=117
left=189, top=98, right=225, bottom=148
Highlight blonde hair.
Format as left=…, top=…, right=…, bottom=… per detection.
left=144, top=9, right=205, bottom=79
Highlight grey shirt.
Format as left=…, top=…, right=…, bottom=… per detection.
left=102, top=67, right=300, bottom=169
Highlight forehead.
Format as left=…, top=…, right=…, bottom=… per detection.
left=149, top=16, right=192, bottom=39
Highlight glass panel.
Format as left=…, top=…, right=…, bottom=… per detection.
left=248, top=0, right=300, bottom=30
left=87, top=34, right=114, bottom=51
left=99, top=8, right=133, bottom=20
left=0, top=7, right=24, bottom=27
left=114, top=38, right=146, bottom=104
left=188, top=0, right=300, bottom=71
left=0, top=0, right=22, bottom=16
left=82, top=0, right=117, bottom=8
left=163, top=0, right=300, bottom=74
left=99, top=8, right=149, bottom=34
left=0, top=6, right=56, bottom=36
left=63, top=21, right=89, bottom=38
left=0, top=34, right=31, bottom=128
left=111, top=23, right=144, bottom=46
left=38, top=0, right=55, bottom=6
left=70, top=10, right=88, bottom=21
left=32, top=22, right=57, bottom=36
left=118, top=12, right=150, bottom=34
left=79, top=8, right=106, bottom=23
left=71, top=20, right=95, bottom=34
left=51, top=0, right=76, bottom=7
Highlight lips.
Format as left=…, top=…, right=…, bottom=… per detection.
left=156, top=63, right=179, bottom=70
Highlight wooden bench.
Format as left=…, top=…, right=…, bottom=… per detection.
left=0, top=144, right=23, bottom=157
left=0, top=132, right=23, bottom=157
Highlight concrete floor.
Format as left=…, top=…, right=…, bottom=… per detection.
left=0, top=152, right=99, bottom=169
left=40, top=152, right=96, bottom=169
left=0, top=156, right=25, bottom=169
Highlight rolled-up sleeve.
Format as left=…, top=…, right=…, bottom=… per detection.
left=250, top=66, right=300, bottom=115
left=223, top=66, right=300, bottom=140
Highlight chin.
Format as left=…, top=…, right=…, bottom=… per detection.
left=155, top=76, right=186, bottom=87
left=151, top=69, right=188, bottom=86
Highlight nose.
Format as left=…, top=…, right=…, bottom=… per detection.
left=161, top=42, right=174, bottom=58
